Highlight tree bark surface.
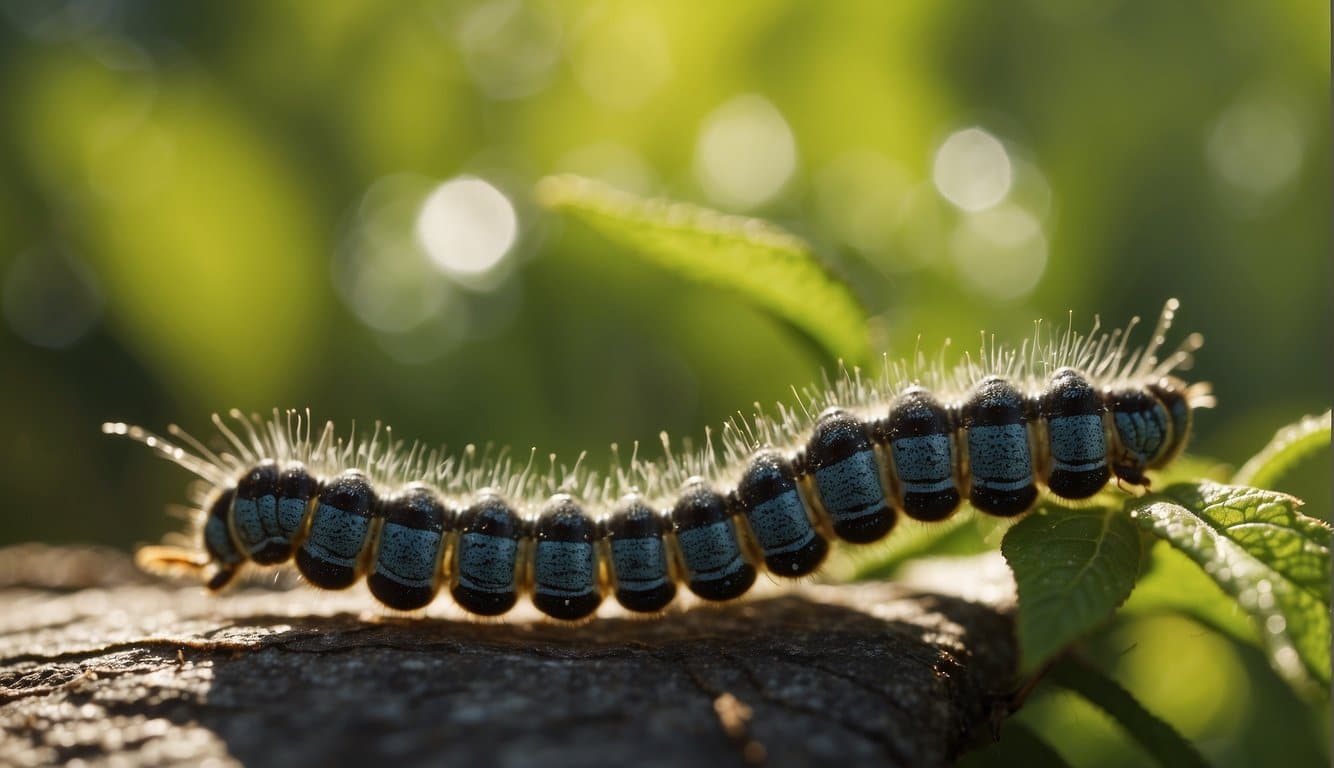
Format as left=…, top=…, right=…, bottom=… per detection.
left=0, top=544, right=1016, bottom=767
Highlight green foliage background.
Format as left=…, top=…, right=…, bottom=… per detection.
left=0, top=2, right=1327, bottom=765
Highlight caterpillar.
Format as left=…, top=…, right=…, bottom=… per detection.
left=106, top=299, right=1213, bottom=621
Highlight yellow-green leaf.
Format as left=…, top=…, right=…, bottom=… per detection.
left=1233, top=411, right=1331, bottom=490
left=536, top=174, right=871, bottom=365
left=1120, top=543, right=1258, bottom=648
left=1129, top=482, right=1332, bottom=688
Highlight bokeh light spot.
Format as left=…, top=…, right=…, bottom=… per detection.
left=694, top=94, right=797, bottom=211
left=815, top=151, right=914, bottom=263
left=415, top=176, right=518, bottom=278
left=335, top=175, right=453, bottom=335
left=1206, top=95, right=1304, bottom=205
left=933, top=127, right=1012, bottom=212
left=949, top=203, right=1047, bottom=301
left=456, top=0, right=562, bottom=100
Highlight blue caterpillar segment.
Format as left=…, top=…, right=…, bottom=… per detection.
left=451, top=493, right=523, bottom=616
left=1039, top=369, right=1110, bottom=499
left=671, top=480, right=756, bottom=601
left=231, top=461, right=284, bottom=564
left=294, top=470, right=376, bottom=589
left=1106, top=388, right=1172, bottom=485
left=277, top=463, right=318, bottom=548
left=368, top=484, right=451, bottom=611
left=532, top=495, right=602, bottom=620
left=603, top=496, right=676, bottom=613
left=1148, top=380, right=1192, bottom=468
left=962, top=377, right=1038, bottom=517
left=231, top=461, right=317, bottom=565
left=878, top=388, right=961, bottom=522
left=734, top=450, right=827, bottom=576
left=804, top=409, right=896, bottom=543
left=203, top=487, right=243, bottom=590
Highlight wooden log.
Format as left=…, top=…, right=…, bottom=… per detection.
left=0, top=545, right=1017, bottom=767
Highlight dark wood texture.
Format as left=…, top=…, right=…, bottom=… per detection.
left=0, top=544, right=1017, bottom=767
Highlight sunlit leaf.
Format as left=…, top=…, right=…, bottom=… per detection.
left=1232, top=411, right=1331, bottom=490
left=1001, top=504, right=1143, bottom=673
left=1120, top=543, right=1258, bottom=647
left=1129, top=482, right=1332, bottom=687
left=536, top=174, right=871, bottom=365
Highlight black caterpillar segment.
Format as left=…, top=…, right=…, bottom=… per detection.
left=602, top=496, right=677, bottom=613
left=532, top=495, right=603, bottom=620
left=368, top=484, right=452, bottom=611
left=961, top=377, right=1039, bottom=518
left=295, top=470, right=377, bottom=591
left=110, top=301, right=1214, bottom=620
left=1039, top=370, right=1111, bottom=500
left=733, top=449, right=828, bottom=577
left=876, top=388, right=962, bottom=522
left=801, top=408, right=898, bottom=543
left=451, top=493, right=523, bottom=616
left=671, top=479, right=758, bottom=601
left=201, top=486, right=243, bottom=591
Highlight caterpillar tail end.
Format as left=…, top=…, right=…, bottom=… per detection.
left=136, top=545, right=240, bottom=591
left=135, top=545, right=209, bottom=579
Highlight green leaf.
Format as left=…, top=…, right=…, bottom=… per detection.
left=1232, top=411, right=1331, bottom=490
left=1001, top=504, right=1143, bottom=673
left=1046, top=658, right=1210, bottom=768
left=1128, top=481, right=1332, bottom=687
left=1120, top=543, right=1258, bottom=648
left=536, top=174, right=871, bottom=365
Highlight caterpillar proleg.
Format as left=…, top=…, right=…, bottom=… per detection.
left=107, top=299, right=1213, bottom=620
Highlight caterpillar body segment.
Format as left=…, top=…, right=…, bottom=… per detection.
left=111, top=301, right=1213, bottom=621
left=876, top=388, right=962, bottom=523
left=1038, top=369, right=1111, bottom=500
left=801, top=409, right=898, bottom=543
left=368, top=483, right=452, bottom=611
left=733, top=449, right=828, bottom=577
left=202, top=487, right=244, bottom=591
left=451, top=492, right=524, bottom=616
left=961, top=377, right=1039, bottom=517
left=532, top=495, right=603, bottom=620
left=601, top=496, right=677, bottom=613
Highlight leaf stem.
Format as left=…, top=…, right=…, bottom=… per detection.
left=1047, top=656, right=1210, bottom=768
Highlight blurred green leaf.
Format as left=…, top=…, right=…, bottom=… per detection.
left=17, top=53, right=324, bottom=403
left=536, top=174, right=871, bottom=366
left=1121, top=543, right=1258, bottom=648
left=846, top=510, right=1006, bottom=581
left=1046, top=658, right=1209, bottom=768
left=1129, top=482, right=1332, bottom=688
left=1232, top=411, right=1331, bottom=490
left=1001, top=504, right=1143, bottom=674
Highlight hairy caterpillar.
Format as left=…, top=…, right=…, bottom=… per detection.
left=106, top=300, right=1213, bottom=621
